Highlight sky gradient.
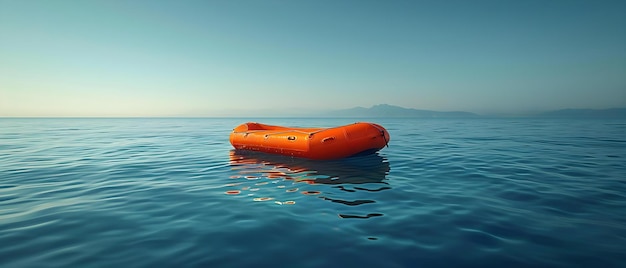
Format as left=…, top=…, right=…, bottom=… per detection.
left=1, top=0, right=625, bottom=116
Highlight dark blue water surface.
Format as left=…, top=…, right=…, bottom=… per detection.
left=1, top=118, right=625, bottom=267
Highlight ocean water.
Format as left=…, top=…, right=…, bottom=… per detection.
left=1, top=117, right=625, bottom=268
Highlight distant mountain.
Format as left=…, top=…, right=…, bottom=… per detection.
left=537, top=108, right=626, bottom=118
left=326, top=104, right=478, bottom=118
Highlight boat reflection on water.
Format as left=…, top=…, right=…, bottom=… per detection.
left=229, top=150, right=390, bottom=185
left=226, top=150, right=391, bottom=216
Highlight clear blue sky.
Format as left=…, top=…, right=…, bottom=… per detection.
left=1, top=0, right=625, bottom=116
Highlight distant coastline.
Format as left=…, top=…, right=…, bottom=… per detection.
left=324, top=104, right=478, bottom=118
left=323, top=104, right=626, bottom=119
left=2, top=105, right=626, bottom=118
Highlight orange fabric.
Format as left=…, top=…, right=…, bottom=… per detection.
left=230, top=122, right=390, bottom=160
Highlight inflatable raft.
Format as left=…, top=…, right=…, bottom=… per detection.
left=229, top=122, right=390, bottom=160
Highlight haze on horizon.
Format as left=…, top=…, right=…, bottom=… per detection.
left=1, top=0, right=625, bottom=117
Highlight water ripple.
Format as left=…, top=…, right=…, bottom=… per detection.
left=1, top=118, right=626, bottom=267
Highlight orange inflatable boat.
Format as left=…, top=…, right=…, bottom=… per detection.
left=229, top=122, right=390, bottom=160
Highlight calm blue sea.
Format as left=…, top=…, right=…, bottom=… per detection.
left=1, top=117, right=625, bottom=268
